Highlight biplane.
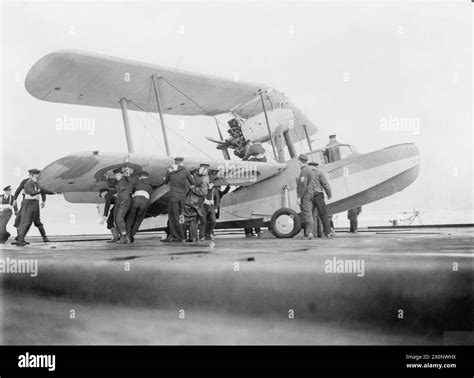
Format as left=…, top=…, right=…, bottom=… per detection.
left=25, top=50, right=420, bottom=238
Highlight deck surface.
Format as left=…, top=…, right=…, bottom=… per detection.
left=1, top=228, right=472, bottom=345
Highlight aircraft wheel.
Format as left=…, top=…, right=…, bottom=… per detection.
left=270, top=208, right=301, bottom=238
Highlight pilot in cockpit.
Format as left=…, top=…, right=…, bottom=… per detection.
left=325, top=134, right=341, bottom=163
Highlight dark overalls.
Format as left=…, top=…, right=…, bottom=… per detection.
left=126, top=178, right=153, bottom=239
left=201, top=186, right=219, bottom=239
left=0, top=194, right=17, bottom=242
left=103, top=190, right=116, bottom=230
left=114, top=178, right=132, bottom=237
left=13, top=178, right=50, bottom=241
left=164, top=166, right=194, bottom=241
left=17, top=179, right=42, bottom=243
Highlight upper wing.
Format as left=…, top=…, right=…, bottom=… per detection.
left=25, top=50, right=317, bottom=138
left=25, top=49, right=263, bottom=116
left=38, top=151, right=287, bottom=202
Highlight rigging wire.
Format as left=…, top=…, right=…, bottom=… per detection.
left=127, top=99, right=214, bottom=159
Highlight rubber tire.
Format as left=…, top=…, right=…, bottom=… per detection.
left=270, top=207, right=302, bottom=238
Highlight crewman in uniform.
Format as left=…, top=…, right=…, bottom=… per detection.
left=215, top=185, right=231, bottom=220
left=325, top=134, right=341, bottom=163
left=307, top=162, right=324, bottom=238
left=126, top=171, right=155, bottom=242
left=163, top=157, right=194, bottom=242
left=348, top=206, right=362, bottom=233
left=15, top=169, right=43, bottom=246
left=113, top=168, right=133, bottom=244
left=99, top=188, right=119, bottom=242
left=13, top=173, right=54, bottom=243
left=296, top=154, right=318, bottom=239
left=0, top=186, right=18, bottom=243
left=202, top=184, right=230, bottom=240
left=310, top=161, right=334, bottom=238
left=184, top=164, right=209, bottom=242
left=201, top=181, right=220, bottom=240
left=242, top=141, right=267, bottom=162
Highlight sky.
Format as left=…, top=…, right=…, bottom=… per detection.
left=0, top=0, right=472, bottom=234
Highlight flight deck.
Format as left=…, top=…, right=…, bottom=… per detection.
left=1, top=227, right=472, bottom=345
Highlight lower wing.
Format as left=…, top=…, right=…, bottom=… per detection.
left=39, top=151, right=287, bottom=203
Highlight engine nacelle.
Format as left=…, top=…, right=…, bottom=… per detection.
left=241, top=108, right=295, bottom=143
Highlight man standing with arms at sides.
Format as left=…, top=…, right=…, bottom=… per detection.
left=15, top=169, right=43, bottom=246
left=201, top=180, right=220, bottom=241
left=348, top=207, right=362, bottom=233
left=0, top=186, right=18, bottom=243
left=310, top=162, right=334, bottom=238
left=113, top=168, right=133, bottom=244
left=184, top=164, right=209, bottom=242
left=163, top=157, right=194, bottom=242
left=99, top=188, right=119, bottom=242
left=296, top=154, right=318, bottom=239
left=13, top=172, right=54, bottom=243
left=126, top=171, right=155, bottom=243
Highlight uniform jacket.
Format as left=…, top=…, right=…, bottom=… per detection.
left=23, top=179, right=42, bottom=197
left=184, top=175, right=208, bottom=217
left=297, top=165, right=332, bottom=199
left=133, top=177, right=154, bottom=194
left=115, top=178, right=132, bottom=202
left=14, top=178, right=52, bottom=202
left=164, top=165, right=194, bottom=198
left=0, top=194, right=18, bottom=212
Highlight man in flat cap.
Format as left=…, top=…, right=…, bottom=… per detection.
left=297, top=156, right=334, bottom=239
left=163, top=157, right=194, bottom=242
left=113, top=167, right=133, bottom=244
left=297, top=154, right=317, bottom=239
left=308, top=161, right=333, bottom=238
left=307, top=162, right=324, bottom=238
left=13, top=169, right=55, bottom=243
left=0, top=185, right=18, bottom=243
left=125, top=171, right=156, bottom=242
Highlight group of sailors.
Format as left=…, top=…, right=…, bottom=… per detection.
left=99, top=169, right=155, bottom=244
left=0, top=169, right=53, bottom=246
left=162, top=157, right=229, bottom=243
left=1, top=136, right=362, bottom=245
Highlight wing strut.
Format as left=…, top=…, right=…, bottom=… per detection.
left=259, top=91, right=277, bottom=160
left=151, top=74, right=171, bottom=156
left=303, top=124, right=312, bottom=151
left=119, top=98, right=135, bottom=153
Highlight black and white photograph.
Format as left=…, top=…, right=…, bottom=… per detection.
left=0, top=0, right=472, bottom=376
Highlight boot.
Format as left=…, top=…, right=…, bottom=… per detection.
left=38, top=226, right=50, bottom=242
left=116, top=235, right=131, bottom=244
left=107, top=227, right=120, bottom=243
